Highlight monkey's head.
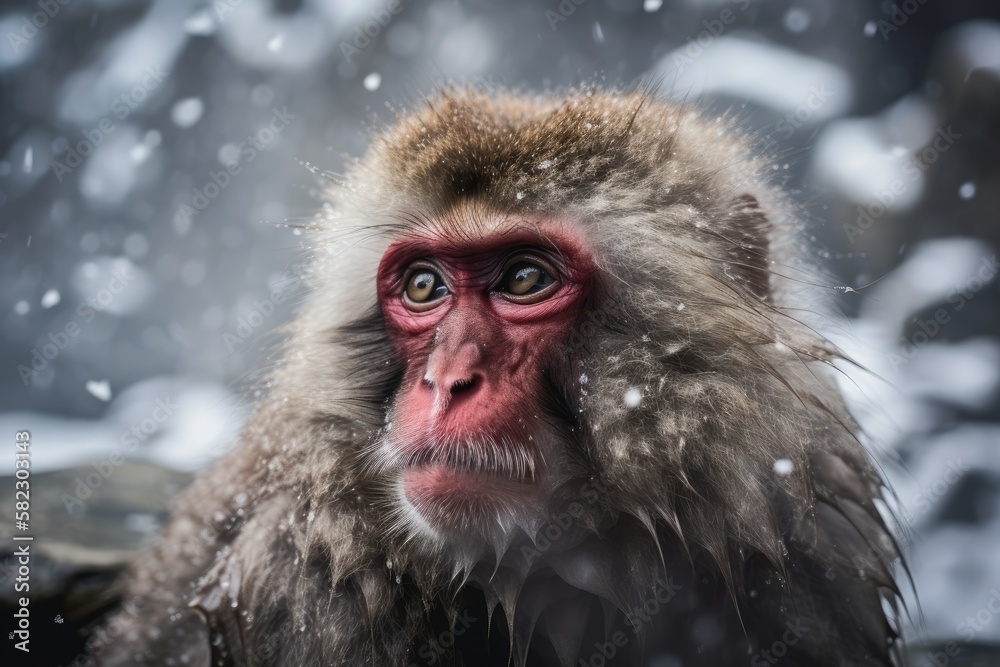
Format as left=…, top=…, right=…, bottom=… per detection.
left=284, top=87, right=891, bottom=600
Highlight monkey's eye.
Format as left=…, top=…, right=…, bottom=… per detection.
left=403, top=267, right=449, bottom=311
left=496, top=255, right=559, bottom=304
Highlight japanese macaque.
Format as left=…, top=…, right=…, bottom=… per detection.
left=99, top=87, right=904, bottom=666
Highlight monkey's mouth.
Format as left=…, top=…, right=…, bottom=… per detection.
left=395, top=439, right=541, bottom=519
left=399, top=441, right=538, bottom=484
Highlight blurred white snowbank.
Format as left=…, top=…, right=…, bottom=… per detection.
left=0, top=377, right=244, bottom=473
left=656, top=36, right=852, bottom=120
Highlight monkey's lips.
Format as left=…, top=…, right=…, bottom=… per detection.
left=397, top=440, right=540, bottom=514
left=403, top=463, right=538, bottom=509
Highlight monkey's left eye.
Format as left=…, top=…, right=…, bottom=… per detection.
left=495, top=255, right=559, bottom=304
left=403, top=266, right=449, bottom=311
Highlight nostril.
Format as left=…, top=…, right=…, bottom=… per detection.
left=449, top=375, right=479, bottom=396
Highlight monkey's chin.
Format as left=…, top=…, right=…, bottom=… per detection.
left=400, top=463, right=541, bottom=533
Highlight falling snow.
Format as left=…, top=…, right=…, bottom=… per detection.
left=624, top=388, right=642, bottom=408
left=784, top=8, right=811, bottom=33
left=772, top=459, right=794, bottom=476
left=40, top=289, right=61, bottom=309
left=171, top=98, right=205, bottom=128
left=85, top=380, right=113, bottom=402
left=267, top=34, right=285, bottom=52
left=183, top=10, right=216, bottom=36
left=592, top=23, right=605, bottom=44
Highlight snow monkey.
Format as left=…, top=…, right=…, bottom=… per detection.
left=98, top=87, right=904, bottom=666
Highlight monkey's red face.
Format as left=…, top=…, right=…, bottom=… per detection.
left=376, top=221, right=593, bottom=533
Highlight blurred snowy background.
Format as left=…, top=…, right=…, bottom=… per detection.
left=1, top=0, right=999, bottom=662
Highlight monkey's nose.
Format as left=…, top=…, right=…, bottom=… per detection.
left=423, top=372, right=483, bottom=418
left=424, top=343, right=484, bottom=415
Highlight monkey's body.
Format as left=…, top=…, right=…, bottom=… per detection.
left=99, top=89, right=902, bottom=666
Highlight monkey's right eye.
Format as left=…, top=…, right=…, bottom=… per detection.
left=403, top=268, right=449, bottom=310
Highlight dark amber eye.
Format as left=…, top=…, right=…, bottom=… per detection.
left=496, top=255, right=559, bottom=304
left=403, top=266, right=449, bottom=310
left=407, top=271, right=436, bottom=302
left=506, top=262, right=549, bottom=295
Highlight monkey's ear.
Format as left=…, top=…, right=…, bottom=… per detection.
left=723, top=194, right=771, bottom=301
